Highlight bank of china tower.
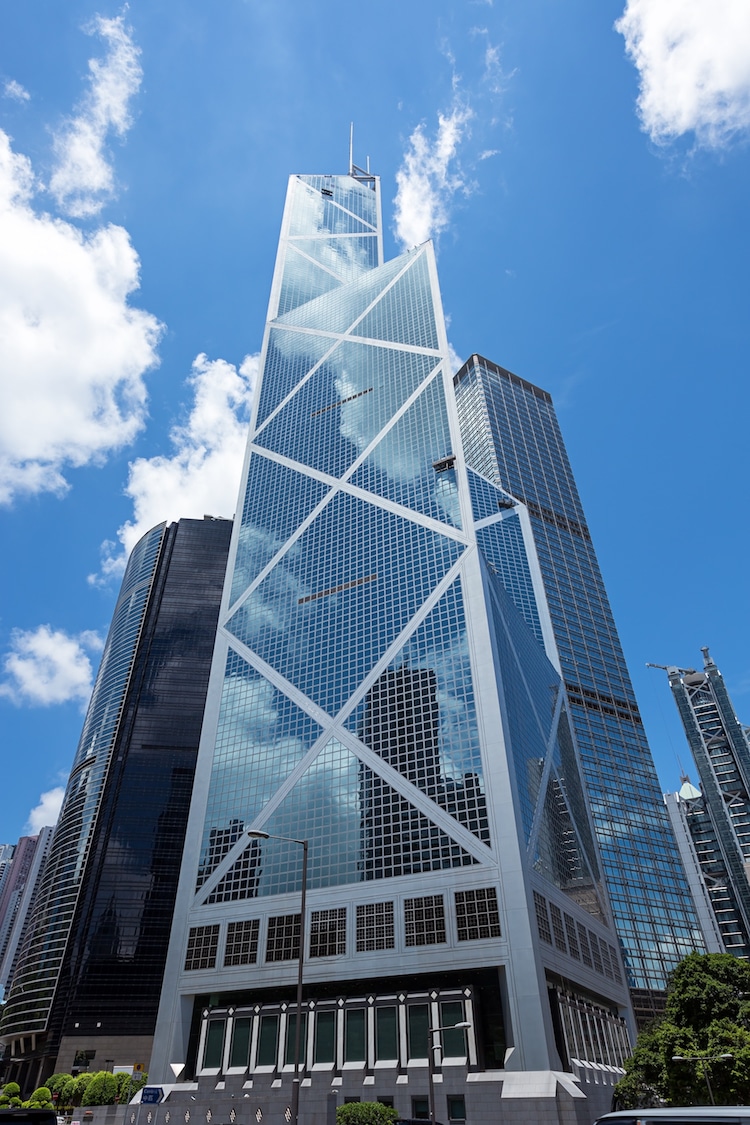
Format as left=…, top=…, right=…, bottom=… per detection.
left=152, top=169, right=633, bottom=1123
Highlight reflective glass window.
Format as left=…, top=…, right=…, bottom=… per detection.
left=257, top=1014, right=279, bottom=1066
left=440, top=1002, right=466, bottom=1057
left=345, top=1009, right=366, bottom=1062
left=285, top=1012, right=308, bottom=1065
left=375, top=1007, right=398, bottom=1061
left=407, top=1004, right=428, bottom=1058
left=203, top=1018, right=225, bottom=1069
left=447, top=1096, right=466, bottom=1122
left=314, top=1011, right=336, bottom=1063
left=229, top=1017, right=252, bottom=1069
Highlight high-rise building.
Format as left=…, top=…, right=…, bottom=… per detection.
left=453, top=354, right=705, bottom=1023
left=0, top=834, right=52, bottom=993
left=658, top=650, right=750, bottom=959
left=151, top=170, right=633, bottom=1125
left=0, top=845, right=15, bottom=901
left=0, top=517, right=231, bottom=1093
left=0, top=827, right=54, bottom=1001
left=664, top=780, right=746, bottom=957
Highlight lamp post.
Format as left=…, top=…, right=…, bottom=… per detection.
left=671, top=1054, right=733, bottom=1105
left=247, top=830, right=308, bottom=1125
left=427, top=1020, right=471, bottom=1125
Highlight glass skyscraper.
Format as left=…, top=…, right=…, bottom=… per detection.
left=659, top=649, right=750, bottom=958
left=454, top=354, right=705, bottom=1022
left=152, top=171, right=632, bottom=1125
left=0, top=517, right=231, bottom=1093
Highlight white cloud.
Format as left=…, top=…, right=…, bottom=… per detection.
left=393, top=102, right=474, bottom=249
left=0, top=127, right=162, bottom=504
left=0, top=625, right=104, bottom=708
left=3, top=80, right=30, bottom=103
left=26, top=787, right=66, bottom=832
left=94, top=352, right=259, bottom=582
left=50, top=13, right=142, bottom=217
left=448, top=341, right=464, bottom=374
left=616, top=0, right=750, bottom=146
left=393, top=30, right=509, bottom=250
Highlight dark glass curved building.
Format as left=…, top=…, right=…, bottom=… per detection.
left=0, top=517, right=231, bottom=1092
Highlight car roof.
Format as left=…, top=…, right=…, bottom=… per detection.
left=595, top=1110, right=750, bottom=1122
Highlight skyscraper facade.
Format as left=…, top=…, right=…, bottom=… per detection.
left=152, top=171, right=632, bottom=1125
left=0, top=517, right=231, bottom=1093
left=454, top=354, right=705, bottom=1022
left=658, top=650, right=750, bottom=959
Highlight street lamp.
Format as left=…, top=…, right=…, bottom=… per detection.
left=247, top=830, right=308, bottom=1125
left=671, top=1054, right=733, bottom=1105
left=427, top=1020, right=471, bottom=1125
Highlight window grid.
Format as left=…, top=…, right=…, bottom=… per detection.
left=224, top=919, right=260, bottom=967
left=549, top=902, right=567, bottom=952
left=185, top=925, right=220, bottom=971
left=310, top=908, right=346, bottom=957
left=356, top=901, right=395, bottom=951
left=564, top=913, right=580, bottom=960
left=534, top=891, right=552, bottom=944
left=404, top=895, right=446, bottom=947
left=266, top=913, right=301, bottom=962
left=455, top=887, right=501, bottom=941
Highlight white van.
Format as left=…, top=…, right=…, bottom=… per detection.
left=594, top=1110, right=750, bottom=1124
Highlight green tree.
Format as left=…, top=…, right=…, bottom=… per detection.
left=67, top=1073, right=93, bottom=1108
left=47, top=1073, right=72, bottom=1098
left=27, top=1086, right=53, bottom=1109
left=1, top=1086, right=20, bottom=1100
left=81, top=1072, right=119, bottom=1106
left=336, top=1103, right=398, bottom=1125
left=114, top=1071, right=147, bottom=1103
left=615, top=952, right=750, bottom=1108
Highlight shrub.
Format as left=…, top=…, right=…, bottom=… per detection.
left=2, top=1085, right=20, bottom=1099
left=29, top=1087, right=53, bottom=1107
left=336, top=1103, right=398, bottom=1125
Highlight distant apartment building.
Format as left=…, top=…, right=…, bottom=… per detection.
left=0, top=845, right=15, bottom=900
left=0, top=517, right=231, bottom=1093
left=0, top=827, right=54, bottom=1001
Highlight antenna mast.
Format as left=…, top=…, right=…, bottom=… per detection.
left=349, top=122, right=354, bottom=175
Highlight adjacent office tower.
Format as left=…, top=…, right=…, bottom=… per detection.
left=152, top=170, right=632, bottom=1125
left=454, top=355, right=705, bottom=1023
left=659, top=650, right=750, bottom=959
left=0, top=518, right=231, bottom=1093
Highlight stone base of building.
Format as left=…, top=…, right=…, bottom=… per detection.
left=109, top=1066, right=618, bottom=1125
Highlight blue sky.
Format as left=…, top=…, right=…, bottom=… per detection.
left=1, top=0, right=749, bottom=844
